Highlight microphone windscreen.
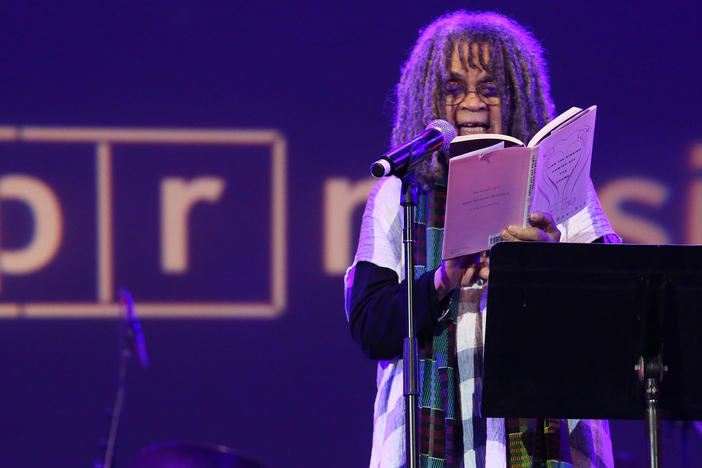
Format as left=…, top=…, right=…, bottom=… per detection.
left=426, top=119, right=456, bottom=151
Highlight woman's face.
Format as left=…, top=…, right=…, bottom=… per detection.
left=444, top=42, right=502, bottom=136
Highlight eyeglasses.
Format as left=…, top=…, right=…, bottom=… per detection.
left=444, top=81, right=500, bottom=106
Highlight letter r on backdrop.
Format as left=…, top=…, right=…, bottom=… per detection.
left=160, top=176, right=226, bottom=273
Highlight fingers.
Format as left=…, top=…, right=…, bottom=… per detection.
left=459, top=263, right=478, bottom=287
left=501, top=212, right=561, bottom=243
left=459, top=251, right=490, bottom=287
left=477, top=251, right=490, bottom=281
left=478, top=265, right=489, bottom=281
left=501, top=225, right=550, bottom=242
left=528, top=212, right=561, bottom=242
left=435, top=252, right=482, bottom=298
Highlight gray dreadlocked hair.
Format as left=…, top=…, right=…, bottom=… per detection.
left=392, top=11, right=556, bottom=187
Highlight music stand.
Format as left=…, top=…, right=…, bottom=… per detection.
left=482, top=242, right=702, bottom=468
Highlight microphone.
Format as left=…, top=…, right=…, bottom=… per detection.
left=370, top=119, right=456, bottom=178
left=119, top=288, right=149, bottom=368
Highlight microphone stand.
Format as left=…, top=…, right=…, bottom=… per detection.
left=94, top=312, right=138, bottom=468
left=371, top=124, right=455, bottom=465
left=401, top=176, right=420, bottom=468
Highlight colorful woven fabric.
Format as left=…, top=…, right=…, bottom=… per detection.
left=415, top=182, right=464, bottom=466
left=505, top=418, right=573, bottom=467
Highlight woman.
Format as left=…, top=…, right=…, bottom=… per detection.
left=345, top=11, right=619, bottom=468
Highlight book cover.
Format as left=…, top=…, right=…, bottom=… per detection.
left=442, top=146, right=532, bottom=259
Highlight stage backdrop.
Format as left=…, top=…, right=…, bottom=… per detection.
left=1, top=1, right=701, bottom=467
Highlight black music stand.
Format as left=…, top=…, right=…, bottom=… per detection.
left=482, top=242, right=702, bottom=468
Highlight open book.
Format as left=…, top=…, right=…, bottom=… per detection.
left=441, top=105, right=596, bottom=260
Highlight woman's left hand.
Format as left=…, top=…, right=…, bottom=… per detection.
left=500, top=212, right=561, bottom=243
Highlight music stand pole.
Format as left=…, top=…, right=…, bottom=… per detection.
left=636, top=355, right=666, bottom=468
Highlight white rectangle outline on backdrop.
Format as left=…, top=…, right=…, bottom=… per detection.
left=0, top=127, right=287, bottom=318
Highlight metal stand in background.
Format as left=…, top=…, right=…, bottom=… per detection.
left=95, top=289, right=148, bottom=468
left=95, top=331, right=133, bottom=468
left=401, top=177, right=420, bottom=468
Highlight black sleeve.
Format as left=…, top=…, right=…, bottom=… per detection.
left=347, top=261, right=449, bottom=360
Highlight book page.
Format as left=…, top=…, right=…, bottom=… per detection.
left=452, top=141, right=504, bottom=161
left=442, top=146, right=532, bottom=259
left=529, top=106, right=596, bottom=224
left=449, top=133, right=523, bottom=157
left=526, top=106, right=583, bottom=148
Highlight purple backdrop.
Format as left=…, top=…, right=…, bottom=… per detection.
left=1, top=1, right=701, bottom=467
